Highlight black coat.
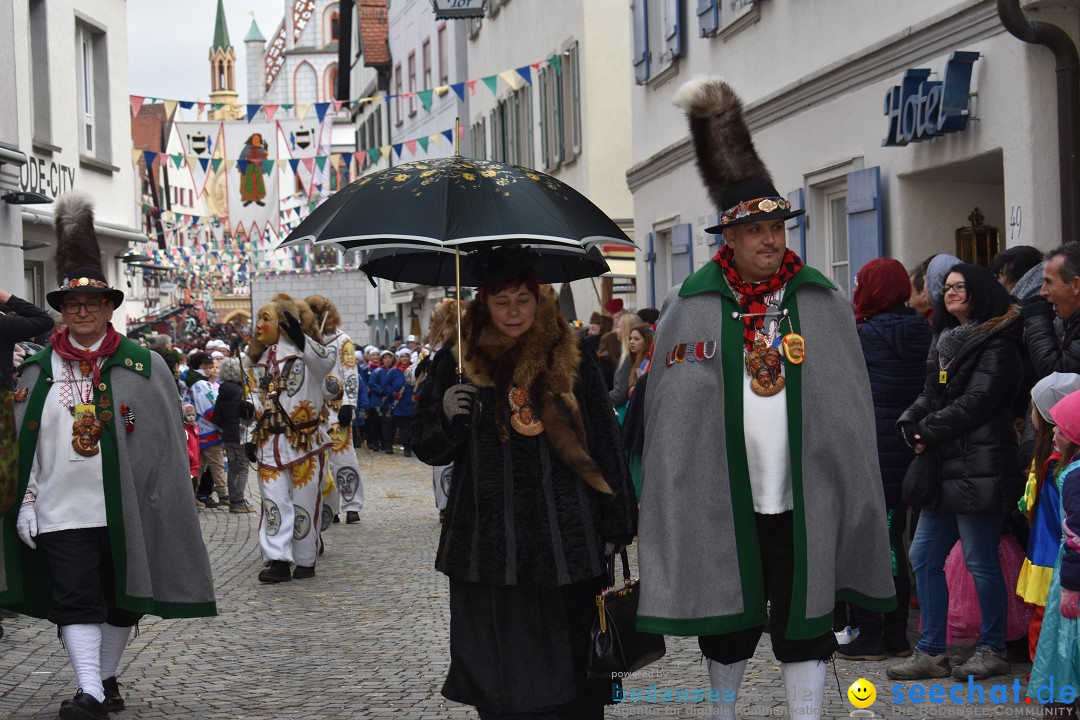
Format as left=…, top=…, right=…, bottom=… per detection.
left=213, top=380, right=243, bottom=444
left=897, top=311, right=1025, bottom=515
left=411, top=346, right=637, bottom=588
left=1023, top=300, right=1080, bottom=376
left=858, top=309, right=932, bottom=508
left=0, top=295, right=53, bottom=389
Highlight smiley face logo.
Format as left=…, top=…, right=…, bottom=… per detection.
left=848, top=678, right=876, bottom=708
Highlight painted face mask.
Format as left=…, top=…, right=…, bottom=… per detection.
left=255, top=305, right=280, bottom=345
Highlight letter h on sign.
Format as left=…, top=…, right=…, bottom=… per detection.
left=883, top=51, right=980, bottom=147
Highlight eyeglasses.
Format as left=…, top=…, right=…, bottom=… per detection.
left=942, top=282, right=967, bottom=295
left=61, top=298, right=105, bottom=314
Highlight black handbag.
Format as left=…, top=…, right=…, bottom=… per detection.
left=586, top=548, right=666, bottom=679
left=901, top=445, right=940, bottom=508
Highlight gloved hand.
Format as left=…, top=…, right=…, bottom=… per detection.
left=337, top=405, right=353, bottom=428
left=12, top=343, right=26, bottom=369
left=245, top=442, right=258, bottom=464
left=280, top=311, right=306, bottom=352
left=442, top=384, right=477, bottom=423
left=1063, top=589, right=1080, bottom=619
left=1020, top=295, right=1055, bottom=321
left=16, top=493, right=37, bottom=550
left=238, top=401, right=255, bottom=421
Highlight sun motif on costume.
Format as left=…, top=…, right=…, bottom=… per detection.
left=258, top=465, right=280, bottom=483
left=287, top=400, right=319, bottom=452
left=321, top=470, right=336, bottom=497
left=341, top=340, right=356, bottom=368
left=330, top=424, right=350, bottom=453
left=291, top=456, right=317, bottom=489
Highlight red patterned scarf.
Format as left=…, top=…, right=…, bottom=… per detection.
left=714, top=245, right=803, bottom=351
left=51, top=325, right=123, bottom=388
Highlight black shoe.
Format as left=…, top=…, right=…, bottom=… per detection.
left=58, top=690, right=108, bottom=720
left=884, top=631, right=913, bottom=657
left=293, top=565, right=316, bottom=579
left=346, top=511, right=360, bottom=524
left=384, top=448, right=393, bottom=455
left=836, top=632, right=888, bottom=661
left=318, top=537, right=324, bottom=556
left=103, top=676, right=124, bottom=712
left=403, top=450, right=412, bottom=457
left=199, top=496, right=219, bottom=509
left=258, top=560, right=292, bottom=583
left=331, top=514, right=340, bottom=524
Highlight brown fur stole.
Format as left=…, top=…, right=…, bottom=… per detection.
left=454, top=287, right=613, bottom=495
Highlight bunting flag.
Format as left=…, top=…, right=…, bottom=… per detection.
left=264, top=104, right=280, bottom=121
left=130, top=96, right=145, bottom=119
left=404, top=139, right=417, bottom=156
left=163, top=99, right=178, bottom=119
left=296, top=103, right=312, bottom=121
left=367, top=147, right=381, bottom=164
left=482, top=75, right=498, bottom=95
left=466, top=79, right=478, bottom=95
left=314, top=102, right=330, bottom=123
left=450, top=83, right=465, bottom=102
left=499, top=70, right=519, bottom=91
left=417, top=89, right=433, bottom=112
left=417, top=137, right=429, bottom=154
left=392, top=143, right=404, bottom=158
left=246, top=104, right=260, bottom=122
left=549, top=55, right=563, bottom=76
left=516, top=66, right=532, bottom=85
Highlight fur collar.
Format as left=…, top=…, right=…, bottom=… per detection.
left=453, top=288, right=613, bottom=494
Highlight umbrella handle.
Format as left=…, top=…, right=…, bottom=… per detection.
left=455, top=246, right=464, bottom=378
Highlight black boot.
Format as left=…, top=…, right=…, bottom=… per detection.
left=837, top=605, right=887, bottom=661
left=103, top=676, right=125, bottom=712
left=258, top=560, right=292, bottom=583
left=293, top=565, right=316, bottom=579
left=883, top=575, right=913, bottom=657
left=58, top=690, right=108, bottom=720
left=346, top=511, right=360, bottom=524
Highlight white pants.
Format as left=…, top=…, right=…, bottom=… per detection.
left=259, top=451, right=325, bottom=567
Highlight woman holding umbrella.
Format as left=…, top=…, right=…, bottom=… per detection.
left=412, top=247, right=637, bottom=718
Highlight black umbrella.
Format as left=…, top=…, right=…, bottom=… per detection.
left=358, top=244, right=610, bottom=287
left=281, top=156, right=634, bottom=251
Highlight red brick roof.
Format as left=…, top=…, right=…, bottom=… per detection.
left=358, top=0, right=390, bottom=67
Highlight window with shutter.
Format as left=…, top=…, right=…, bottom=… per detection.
left=663, top=0, right=683, bottom=63
left=846, top=167, right=883, bottom=297
left=670, top=223, right=694, bottom=284
left=631, top=0, right=650, bottom=85
left=697, top=0, right=719, bottom=37
left=786, top=188, right=806, bottom=260
left=563, top=42, right=581, bottom=159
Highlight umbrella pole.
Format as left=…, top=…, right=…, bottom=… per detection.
left=455, top=245, right=464, bottom=382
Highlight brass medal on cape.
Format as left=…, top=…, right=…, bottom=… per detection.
left=72, top=404, right=102, bottom=457
left=508, top=387, right=544, bottom=436
left=745, top=337, right=785, bottom=397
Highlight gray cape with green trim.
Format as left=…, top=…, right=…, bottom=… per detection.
left=0, top=338, right=217, bottom=619
left=637, top=263, right=894, bottom=639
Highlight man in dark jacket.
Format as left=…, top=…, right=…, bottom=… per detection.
left=213, top=357, right=253, bottom=513
left=1022, top=243, right=1080, bottom=377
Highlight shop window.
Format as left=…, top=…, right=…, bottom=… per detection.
left=955, top=208, right=1000, bottom=269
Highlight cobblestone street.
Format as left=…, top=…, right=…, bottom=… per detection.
left=0, top=449, right=1040, bottom=719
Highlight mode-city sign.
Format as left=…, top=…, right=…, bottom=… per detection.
left=883, top=50, right=979, bottom=147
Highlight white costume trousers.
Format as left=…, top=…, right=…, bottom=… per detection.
left=259, top=452, right=325, bottom=567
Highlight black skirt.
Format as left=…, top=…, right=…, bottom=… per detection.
left=443, top=575, right=611, bottom=714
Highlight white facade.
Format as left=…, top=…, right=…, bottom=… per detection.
left=628, top=0, right=1071, bottom=307
left=0, top=0, right=143, bottom=329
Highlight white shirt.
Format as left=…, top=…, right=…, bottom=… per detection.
left=28, top=336, right=107, bottom=533
left=743, top=372, right=792, bottom=514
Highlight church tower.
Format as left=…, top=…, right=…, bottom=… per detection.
left=208, top=0, right=241, bottom=120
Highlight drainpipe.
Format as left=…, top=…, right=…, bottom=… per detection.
left=998, top=0, right=1080, bottom=244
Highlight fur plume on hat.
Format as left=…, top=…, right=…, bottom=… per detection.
left=673, top=76, right=770, bottom=213
left=304, top=295, right=341, bottom=335
left=53, top=192, right=102, bottom=277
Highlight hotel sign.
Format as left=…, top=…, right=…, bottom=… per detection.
left=431, top=0, right=485, bottom=19
left=883, top=51, right=980, bottom=147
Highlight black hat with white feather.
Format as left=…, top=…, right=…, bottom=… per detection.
left=45, top=192, right=125, bottom=311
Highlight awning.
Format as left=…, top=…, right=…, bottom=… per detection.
left=21, top=207, right=150, bottom=245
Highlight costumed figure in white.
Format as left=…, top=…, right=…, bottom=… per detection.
left=305, top=295, right=365, bottom=529
left=247, top=294, right=334, bottom=583
left=1, top=193, right=216, bottom=720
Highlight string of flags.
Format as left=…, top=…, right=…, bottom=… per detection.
left=130, top=55, right=563, bottom=122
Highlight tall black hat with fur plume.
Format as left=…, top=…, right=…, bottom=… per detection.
left=673, top=76, right=804, bottom=234
left=46, top=192, right=125, bottom=311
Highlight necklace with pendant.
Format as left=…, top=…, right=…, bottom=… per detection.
left=64, top=360, right=102, bottom=457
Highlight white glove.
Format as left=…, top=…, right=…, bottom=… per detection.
left=16, top=494, right=38, bottom=549
left=12, top=343, right=26, bottom=369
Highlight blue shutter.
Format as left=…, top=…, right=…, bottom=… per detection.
left=785, top=187, right=806, bottom=261
left=846, top=167, right=883, bottom=297
left=705, top=213, right=722, bottom=253
left=670, top=223, right=693, bottom=284
left=664, top=0, right=683, bottom=61
left=697, top=0, right=719, bottom=37
left=644, top=232, right=657, bottom=306
left=632, top=0, right=650, bottom=85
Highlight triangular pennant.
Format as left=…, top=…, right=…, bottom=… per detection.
left=171, top=154, right=184, bottom=169
left=356, top=149, right=368, bottom=167
left=450, top=83, right=465, bottom=102
left=367, top=147, right=380, bottom=164
left=482, top=75, right=498, bottom=95
left=197, top=101, right=207, bottom=116
left=180, top=100, right=195, bottom=110
left=211, top=158, right=223, bottom=173
left=301, top=157, right=315, bottom=172
left=314, top=102, right=330, bottom=122
left=531, top=62, right=542, bottom=71
left=417, top=89, right=433, bottom=112
left=130, top=96, right=145, bottom=118
left=262, top=159, right=275, bottom=175
left=333, top=100, right=346, bottom=114
left=315, top=155, right=327, bottom=171
left=392, top=143, right=404, bottom=158
left=549, top=55, right=563, bottom=76
left=442, top=129, right=454, bottom=143
left=163, top=99, right=178, bottom=118
left=246, top=104, right=260, bottom=122
left=130, top=149, right=142, bottom=166
left=289, top=158, right=301, bottom=173
left=296, top=103, right=312, bottom=121
left=499, top=70, right=520, bottom=91
left=264, top=104, right=280, bottom=121
left=516, top=66, right=532, bottom=85
left=199, top=157, right=210, bottom=172
left=405, top=139, right=418, bottom=156
left=417, top=137, right=429, bottom=153
left=143, top=150, right=157, bottom=169
left=282, top=103, right=294, bottom=110
left=341, top=152, right=353, bottom=170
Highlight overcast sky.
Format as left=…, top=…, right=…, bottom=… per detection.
left=127, top=0, right=287, bottom=104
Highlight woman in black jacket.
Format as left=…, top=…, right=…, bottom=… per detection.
left=889, top=263, right=1024, bottom=682
left=411, top=248, right=637, bottom=719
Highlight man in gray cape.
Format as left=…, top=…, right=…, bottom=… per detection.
left=0, top=193, right=216, bottom=720
left=638, top=78, right=895, bottom=719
